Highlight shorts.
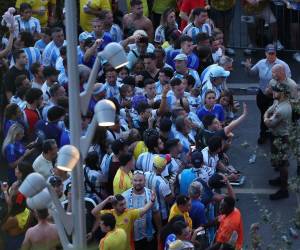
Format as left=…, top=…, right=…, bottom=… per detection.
left=270, top=135, right=290, bottom=168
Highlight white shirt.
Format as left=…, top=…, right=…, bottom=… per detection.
left=201, top=147, right=219, bottom=179
left=33, top=154, right=54, bottom=179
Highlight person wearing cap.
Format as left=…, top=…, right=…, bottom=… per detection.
left=42, top=27, right=66, bottom=67
left=201, top=65, right=230, bottom=101
left=173, top=53, right=201, bottom=88
left=244, top=43, right=291, bottom=144
left=145, top=154, right=174, bottom=224
left=178, top=150, right=208, bottom=195
left=79, top=0, right=111, bottom=33
left=99, top=10, right=123, bottom=43
left=169, top=195, right=192, bottom=230
left=88, top=82, right=106, bottom=113
left=77, top=32, right=94, bottom=64
left=48, top=175, right=65, bottom=201
left=264, top=83, right=292, bottom=200
left=168, top=239, right=195, bottom=250
left=41, top=66, right=60, bottom=104
left=166, top=35, right=199, bottom=71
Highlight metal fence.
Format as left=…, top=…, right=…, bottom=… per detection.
left=228, top=0, right=300, bottom=51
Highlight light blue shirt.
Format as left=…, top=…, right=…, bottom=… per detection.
left=42, top=40, right=67, bottom=66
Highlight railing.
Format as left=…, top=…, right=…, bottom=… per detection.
left=228, top=0, right=300, bottom=51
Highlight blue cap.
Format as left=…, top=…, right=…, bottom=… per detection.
left=209, top=65, right=230, bottom=78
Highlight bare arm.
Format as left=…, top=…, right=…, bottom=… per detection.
left=157, top=84, right=171, bottom=116
left=144, top=19, right=154, bottom=41
left=91, top=196, right=114, bottom=217
left=153, top=211, right=162, bottom=232
left=21, top=229, right=32, bottom=250
left=139, top=192, right=156, bottom=218
left=0, top=29, right=14, bottom=58
left=224, top=103, right=247, bottom=136
left=83, top=5, right=102, bottom=16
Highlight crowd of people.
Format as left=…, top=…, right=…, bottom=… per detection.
left=0, top=0, right=299, bottom=250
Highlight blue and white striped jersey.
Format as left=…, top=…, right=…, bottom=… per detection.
left=42, top=40, right=67, bottom=66
left=183, top=22, right=211, bottom=43
left=173, top=69, right=201, bottom=88
left=34, top=39, right=47, bottom=53
left=109, top=24, right=123, bottom=42
left=136, top=152, right=169, bottom=177
left=15, top=15, right=41, bottom=36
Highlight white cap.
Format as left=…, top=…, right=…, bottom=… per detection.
left=174, top=53, right=188, bottom=61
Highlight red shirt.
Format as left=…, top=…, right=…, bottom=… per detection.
left=216, top=208, right=243, bottom=250
left=180, top=0, right=206, bottom=30
left=23, top=107, right=41, bottom=135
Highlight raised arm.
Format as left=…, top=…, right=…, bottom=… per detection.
left=224, top=103, right=247, bottom=136
left=91, top=195, right=115, bottom=217
left=0, top=28, right=14, bottom=58
left=139, top=191, right=156, bottom=218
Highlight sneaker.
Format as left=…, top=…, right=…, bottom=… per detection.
left=226, top=48, right=235, bottom=55
left=257, top=135, right=267, bottom=145
left=268, top=177, right=281, bottom=186
left=269, top=189, right=289, bottom=200
left=274, top=40, right=284, bottom=51
left=293, top=52, right=300, bottom=62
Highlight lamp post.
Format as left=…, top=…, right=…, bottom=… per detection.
left=19, top=2, right=128, bottom=250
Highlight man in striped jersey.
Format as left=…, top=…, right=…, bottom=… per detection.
left=15, top=3, right=41, bottom=38
left=183, top=8, right=211, bottom=44
left=42, top=27, right=66, bottom=67
left=166, top=35, right=199, bottom=71
left=100, top=10, right=123, bottom=42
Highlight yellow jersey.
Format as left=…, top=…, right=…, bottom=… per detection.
left=15, top=0, right=56, bottom=26
left=79, top=0, right=111, bottom=32
left=99, top=228, right=127, bottom=250
left=168, top=203, right=193, bottom=230
left=113, top=168, right=133, bottom=195
left=100, top=209, right=141, bottom=250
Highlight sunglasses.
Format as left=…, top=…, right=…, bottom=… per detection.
left=133, top=170, right=144, bottom=175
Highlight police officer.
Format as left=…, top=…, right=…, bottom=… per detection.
left=264, top=83, right=292, bottom=200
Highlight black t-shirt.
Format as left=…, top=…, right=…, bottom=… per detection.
left=141, top=70, right=160, bottom=82
left=196, top=128, right=228, bottom=150
left=4, top=66, right=30, bottom=95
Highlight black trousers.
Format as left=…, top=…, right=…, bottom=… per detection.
left=134, top=237, right=157, bottom=250
left=256, top=90, right=273, bottom=137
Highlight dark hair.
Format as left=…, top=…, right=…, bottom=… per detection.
left=4, top=103, right=20, bottom=120
left=144, top=78, right=155, bottom=87
left=208, top=173, right=225, bottom=189
left=100, top=213, right=116, bottom=230
left=165, top=138, right=180, bottom=151
left=136, top=102, right=150, bottom=114
left=204, top=90, right=216, bottom=99
left=15, top=74, right=28, bottom=89
left=207, top=136, right=222, bottom=153
left=122, top=76, right=136, bottom=87
left=130, top=0, right=142, bottom=7
left=20, top=3, right=32, bottom=13
left=160, top=215, right=185, bottom=244
left=172, top=221, right=188, bottom=236
left=170, top=78, right=182, bottom=87
left=41, top=27, right=51, bottom=36
left=57, top=96, right=69, bottom=110
left=183, top=74, right=195, bottom=88
left=25, top=88, right=43, bottom=104
left=180, top=35, right=193, bottom=44
left=30, top=62, right=42, bottom=75
left=111, top=194, right=125, bottom=206
left=176, top=195, right=190, bottom=206
left=85, top=151, right=99, bottom=171
left=154, top=47, right=166, bottom=57
left=47, top=106, right=66, bottom=122
left=119, top=153, right=133, bottom=166
left=137, top=36, right=148, bottom=44
left=42, top=139, right=57, bottom=154
left=20, top=31, right=34, bottom=47
left=12, top=49, right=25, bottom=62
left=111, top=139, right=127, bottom=155
left=51, top=27, right=63, bottom=35
left=160, top=67, right=174, bottom=79
left=161, top=7, right=175, bottom=27
left=143, top=129, right=160, bottom=152
left=36, top=209, right=49, bottom=220
left=120, top=84, right=132, bottom=98
left=196, top=45, right=212, bottom=59
left=159, top=117, right=172, bottom=132
left=192, top=8, right=207, bottom=17
left=17, top=160, right=34, bottom=182
left=223, top=196, right=235, bottom=210
left=43, top=66, right=59, bottom=78
left=104, top=65, right=117, bottom=75
left=202, top=114, right=216, bottom=129
left=143, top=52, right=156, bottom=60
left=195, top=32, right=210, bottom=44
left=49, top=84, right=62, bottom=97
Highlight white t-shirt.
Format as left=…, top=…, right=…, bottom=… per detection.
left=201, top=147, right=219, bottom=179
left=33, top=153, right=54, bottom=179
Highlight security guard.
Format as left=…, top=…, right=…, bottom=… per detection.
left=264, top=83, right=292, bottom=200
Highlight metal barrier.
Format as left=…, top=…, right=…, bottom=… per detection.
left=227, top=0, right=300, bottom=51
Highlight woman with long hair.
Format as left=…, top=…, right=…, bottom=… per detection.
left=154, top=8, right=179, bottom=45
left=2, top=123, right=31, bottom=184
left=2, top=103, right=24, bottom=137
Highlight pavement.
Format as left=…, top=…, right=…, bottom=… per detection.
left=226, top=48, right=300, bottom=250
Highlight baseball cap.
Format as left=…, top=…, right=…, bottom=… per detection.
left=265, top=44, right=276, bottom=53
left=153, top=154, right=171, bottom=170
left=174, top=53, right=188, bottom=61
left=93, top=83, right=106, bottom=95
left=209, top=66, right=230, bottom=78
left=169, top=240, right=195, bottom=250
left=191, top=150, right=203, bottom=168
left=79, top=32, right=93, bottom=43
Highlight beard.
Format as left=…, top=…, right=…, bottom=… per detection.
left=134, top=185, right=144, bottom=193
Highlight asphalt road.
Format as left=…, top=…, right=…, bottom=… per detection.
left=227, top=49, right=300, bottom=250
